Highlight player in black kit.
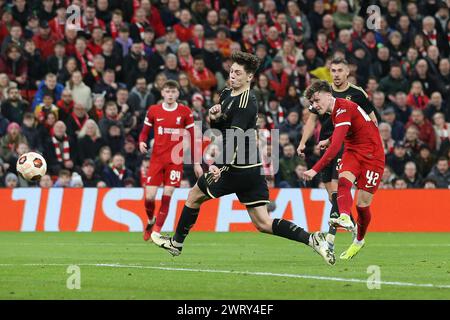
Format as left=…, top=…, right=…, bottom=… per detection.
left=298, top=57, right=377, bottom=252
left=152, top=51, right=335, bottom=266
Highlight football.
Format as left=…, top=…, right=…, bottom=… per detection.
left=16, top=152, right=47, bottom=182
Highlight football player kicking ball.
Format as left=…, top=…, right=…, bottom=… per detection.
left=139, top=80, right=203, bottom=242
left=152, top=51, right=335, bottom=266
left=302, top=80, right=385, bottom=260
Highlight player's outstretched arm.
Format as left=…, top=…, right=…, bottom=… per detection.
left=297, top=112, right=318, bottom=157
left=312, top=124, right=349, bottom=174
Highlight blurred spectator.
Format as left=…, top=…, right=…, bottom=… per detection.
left=1, top=86, right=28, bottom=124
left=5, top=172, right=18, bottom=188
left=277, top=143, right=305, bottom=187
left=34, top=93, right=58, bottom=124
left=32, top=20, right=57, bottom=60
left=432, top=112, right=450, bottom=153
left=426, top=157, right=450, bottom=188
left=20, top=112, right=41, bottom=152
left=0, top=43, right=27, bottom=88
left=379, top=122, right=395, bottom=154
left=32, top=73, right=64, bottom=110
left=386, top=141, right=412, bottom=176
left=70, top=172, right=84, bottom=188
left=95, top=145, right=112, bottom=175
left=279, top=110, right=302, bottom=145
left=53, top=169, right=72, bottom=188
left=102, top=153, right=133, bottom=187
left=402, top=161, right=423, bottom=188
left=43, top=121, right=76, bottom=175
left=381, top=107, right=405, bottom=141
left=66, top=71, right=92, bottom=111
left=80, top=159, right=101, bottom=187
left=405, top=109, right=436, bottom=151
left=0, top=122, right=26, bottom=162
left=77, top=119, right=106, bottom=165
left=380, top=165, right=396, bottom=189
left=66, top=103, right=89, bottom=138
left=265, top=55, right=288, bottom=99
left=406, top=81, right=429, bottom=109
left=188, top=55, right=217, bottom=98
left=39, top=174, right=53, bottom=188
left=393, top=177, right=408, bottom=189
left=128, top=77, right=155, bottom=120
left=56, top=88, right=74, bottom=123
left=1, top=23, right=24, bottom=55
left=415, top=145, right=436, bottom=177
left=423, top=177, right=437, bottom=189
left=378, top=63, right=409, bottom=101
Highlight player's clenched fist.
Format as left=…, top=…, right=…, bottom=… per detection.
left=302, top=169, right=317, bottom=181
left=209, top=165, right=221, bottom=182
left=209, top=104, right=222, bottom=120
left=318, top=139, right=330, bottom=150
left=139, top=142, right=148, bottom=154
left=297, top=143, right=306, bottom=158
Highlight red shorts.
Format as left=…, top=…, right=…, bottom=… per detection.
left=339, top=151, right=385, bottom=194
left=146, top=162, right=183, bottom=187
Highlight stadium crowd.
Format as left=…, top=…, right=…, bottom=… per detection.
left=0, top=0, right=449, bottom=189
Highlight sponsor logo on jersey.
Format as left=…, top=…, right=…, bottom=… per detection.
left=157, top=118, right=164, bottom=122
left=336, top=108, right=347, bottom=117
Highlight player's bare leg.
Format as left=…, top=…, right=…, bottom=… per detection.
left=150, top=186, right=175, bottom=242
left=329, top=171, right=357, bottom=231
left=152, top=184, right=210, bottom=255
left=340, top=190, right=373, bottom=260
left=143, top=185, right=158, bottom=241
left=247, top=205, right=336, bottom=266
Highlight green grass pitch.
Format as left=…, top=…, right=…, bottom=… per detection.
left=0, top=232, right=449, bottom=299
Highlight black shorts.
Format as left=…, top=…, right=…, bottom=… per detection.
left=197, top=165, right=270, bottom=208
left=321, top=146, right=344, bottom=183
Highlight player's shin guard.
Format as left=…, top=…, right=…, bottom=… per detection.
left=272, top=219, right=310, bottom=245
left=145, top=199, right=156, bottom=222
left=328, top=192, right=339, bottom=236
left=337, top=177, right=354, bottom=216
left=356, top=206, right=372, bottom=241
left=153, top=195, right=171, bottom=233
left=173, top=205, right=200, bottom=245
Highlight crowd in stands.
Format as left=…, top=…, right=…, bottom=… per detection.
left=0, top=0, right=449, bottom=189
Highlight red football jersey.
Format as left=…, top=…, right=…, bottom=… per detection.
left=142, top=103, right=194, bottom=164
left=331, top=98, right=384, bottom=162
left=313, top=98, right=384, bottom=173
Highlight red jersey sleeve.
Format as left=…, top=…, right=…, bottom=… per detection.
left=139, top=107, right=154, bottom=143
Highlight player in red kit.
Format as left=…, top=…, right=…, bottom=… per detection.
left=302, top=80, right=385, bottom=260
left=139, top=80, right=203, bottom=242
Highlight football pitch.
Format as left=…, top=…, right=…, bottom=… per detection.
left=0, top=232, right=449, bottom=300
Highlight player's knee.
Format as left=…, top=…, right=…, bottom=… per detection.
left=357, top=190, right=373, bottom=207
left=186, top=187, right=206, bottom=207
left=337, top=177, right=353, bottom=192
left=253, top=220, right=272, bottom=233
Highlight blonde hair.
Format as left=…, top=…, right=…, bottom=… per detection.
left=78, top=119, right=101, bottom=139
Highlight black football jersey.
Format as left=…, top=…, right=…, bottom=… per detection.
left=209, top=87, right=261, bottom=167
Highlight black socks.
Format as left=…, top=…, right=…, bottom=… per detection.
left=272, top=219, right=310, bottom=245
left=173, top=205, right=200, bottom=244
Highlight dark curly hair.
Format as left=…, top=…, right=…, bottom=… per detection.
left=231, top=51, right=261, bottom=75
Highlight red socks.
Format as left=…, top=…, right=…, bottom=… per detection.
left=154, top=195, right=171, bottom=233
left=337, top=177, right=353, bottom=216
left=356, top=206, right=372, bottom=241
left=145, top=199, right=155, bottom=221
